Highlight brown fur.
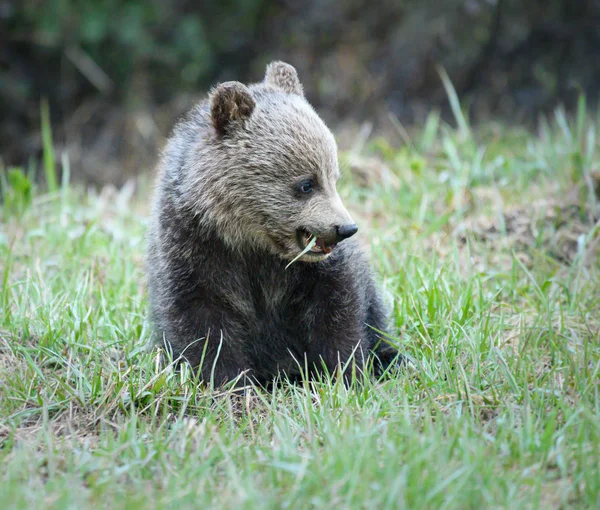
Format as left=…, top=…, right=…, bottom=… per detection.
left=147, top=61, right=400, bottom=386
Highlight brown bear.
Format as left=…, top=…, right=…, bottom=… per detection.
left=147, top=61, right=400, bottom=386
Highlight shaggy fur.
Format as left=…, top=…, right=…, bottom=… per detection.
left=147, top=61, right=400, bottom=386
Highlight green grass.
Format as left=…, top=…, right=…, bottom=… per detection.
left=1, top=108, right=599, bottom=508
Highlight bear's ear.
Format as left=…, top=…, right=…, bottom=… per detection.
left=264, top=61, right=304, bottom=96
left=210, top=81, right=256, bottom=136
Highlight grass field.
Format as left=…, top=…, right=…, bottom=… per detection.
left=1, top=102, right=599, bottom=508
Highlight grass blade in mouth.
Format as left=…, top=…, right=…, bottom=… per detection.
left=285, top=235, right=317, bottom=269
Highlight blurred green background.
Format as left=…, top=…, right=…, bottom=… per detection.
left=1, top=0, right=599, bottom=185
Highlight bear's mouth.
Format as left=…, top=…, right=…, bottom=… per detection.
left=296, top=228, right=337, bottom=255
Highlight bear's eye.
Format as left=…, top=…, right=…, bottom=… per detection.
left=299, top=180, right=313, bottom=194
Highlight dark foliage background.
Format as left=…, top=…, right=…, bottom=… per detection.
left=1, top=0, right=600, bottom=184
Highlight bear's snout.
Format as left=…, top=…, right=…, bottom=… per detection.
left=335, top=224, right=358, bottom=241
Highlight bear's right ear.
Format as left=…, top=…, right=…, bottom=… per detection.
left=210, top=81, right=256, bottom=136
left=264, top=61, right=304, bottom=96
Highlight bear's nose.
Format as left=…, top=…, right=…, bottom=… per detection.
left=335, top=224, right=358, bottom=241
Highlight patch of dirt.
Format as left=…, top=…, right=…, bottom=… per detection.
left=456, top=179, right=600, bottom=270
left=434, top=392, right=500, bottom=422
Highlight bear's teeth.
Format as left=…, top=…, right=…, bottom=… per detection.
left=314, top=238, right=328, bottom=253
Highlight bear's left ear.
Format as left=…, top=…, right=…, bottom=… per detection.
left=264, top=61, right=304, bottom=96
left=210, top=81, right=256, bottom=136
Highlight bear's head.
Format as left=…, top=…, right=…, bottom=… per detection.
left=192, top=61, right=357, bottom=263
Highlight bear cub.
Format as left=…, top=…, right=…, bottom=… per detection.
left=147, top=61, right=399, bottom=386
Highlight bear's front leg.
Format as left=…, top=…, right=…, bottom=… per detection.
left=159, top=305, right=253, bottom=387
left=305, top=315, right=369, bottom=384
